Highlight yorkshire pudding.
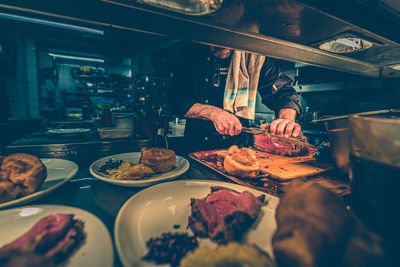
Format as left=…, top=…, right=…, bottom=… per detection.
left=140, top=147, right=176, bottom=173
left=223, top=146, right=260, bottom=178
left=0, top=181, right=22, bottom=203
left=0, top=153, right=46, bottom=197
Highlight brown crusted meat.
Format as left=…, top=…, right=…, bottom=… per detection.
left=140, top=147, right=176, bottom=173
left=188, top=186, right=264, bottom=244
left=223, top=146, right=260, bottom=178
left=253, top=124, right=309, bottom=157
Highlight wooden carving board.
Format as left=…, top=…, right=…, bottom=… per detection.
left=255, top=149, right=333, bottom=181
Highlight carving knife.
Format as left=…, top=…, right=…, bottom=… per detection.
left=241, top=127, right=317, bottom=149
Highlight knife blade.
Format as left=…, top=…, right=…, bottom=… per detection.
left=242, top=127, right=316, bottom=149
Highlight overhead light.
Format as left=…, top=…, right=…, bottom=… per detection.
left=318, top=36, right=375, bottom=53
left=48, top=52, right=104, bottom=63
left=0, top=12, right=104, bottom=35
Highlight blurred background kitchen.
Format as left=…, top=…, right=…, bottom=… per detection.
left=1, top=2, right=400, bottom=166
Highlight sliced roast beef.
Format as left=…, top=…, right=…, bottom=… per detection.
left=0, top=213, right=85, bottom=264
left=253, top=133, right=309, bottom=157
left=45, top=220, right=85, bottom=263
left=188, top=186, right=264, bottom=244
left=0, top=214, right=74, bottom=253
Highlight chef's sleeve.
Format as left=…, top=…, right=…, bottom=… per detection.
left=257, top=58, right=302, bottom=118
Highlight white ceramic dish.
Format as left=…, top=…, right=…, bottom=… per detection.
left=0, top=158, right=78, bottom=209
left=47, top=128, right=91, bottom=134
left=0, top=205, right=114, bottom=267
left=114, top=180, right=280, bottom=267
left=89, top=152, right=189, bottom=187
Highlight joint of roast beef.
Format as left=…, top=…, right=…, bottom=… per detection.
left=253, top=132, right=309, bottom=157
left=223, top=146, right=260, bottom=178
left=188, top=186, right=265, bottom=244
left=0, top=213, right=86, bottom=265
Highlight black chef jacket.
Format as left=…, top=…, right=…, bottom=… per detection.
left=168, top=43, right=302, bottom=154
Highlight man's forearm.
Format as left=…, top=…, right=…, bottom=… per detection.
left=184, top=103, right=222, bottom=121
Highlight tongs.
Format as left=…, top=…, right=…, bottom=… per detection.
left=242, top=127, right=316, bottom=149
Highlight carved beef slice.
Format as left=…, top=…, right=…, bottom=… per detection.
left=188, top=186, right=264, bottom=244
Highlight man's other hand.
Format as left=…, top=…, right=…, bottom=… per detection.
left=261, top=108, right=301, bottom=138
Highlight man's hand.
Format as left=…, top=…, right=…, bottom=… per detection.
left=261, top=108, right=301, bottom=137
left=184, top=103, right=242, bottom=136
left=211, top=110, right=242, bottom=136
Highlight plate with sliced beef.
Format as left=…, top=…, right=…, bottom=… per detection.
left=0, top=205, right=113, bottom=267
left=114, top=180, right=279, bottom=267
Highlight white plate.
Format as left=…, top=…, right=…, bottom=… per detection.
left=89, top=152, right=190, bottom=187
left=0, top=205, right=114, bottom=267
left=0, top=158, right=78, bottom=209
left=48, top=128, right=91, bottom=134
left=114, top=180, right=280, bottom=267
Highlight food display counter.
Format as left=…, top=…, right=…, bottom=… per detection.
left=0, top=152, right=350, bottom=267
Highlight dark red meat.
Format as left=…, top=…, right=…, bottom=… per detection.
left=188, top=186, right=264, bottom=244
left=0, top=214, right=74, bottom=253
left=253, top=134, right=309, bottom=157
left=45, top=221, right=85, bottom=263
left=0, top=213, right=85, bottom=264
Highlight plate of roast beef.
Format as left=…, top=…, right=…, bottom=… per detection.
left=114, top=180, right=279, bottom=267
left=0, top=205, right=114, bottom=267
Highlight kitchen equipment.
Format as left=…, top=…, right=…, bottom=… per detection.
left=47, top=128, right=92, bottom=138
left=241, top=127, right=316, bottom=149
left=349, top=115, right=400, bottom=264
left=114, top=112, right=135, bottom=129
left=102, top=108, right=112, bottom=127
left=169, top=119, right=186, bottom=136
left=312, top=109, right=400, bottom=175
left=97, top=127, right=133, bottom=139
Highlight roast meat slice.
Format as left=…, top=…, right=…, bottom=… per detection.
left=0, top=214, right=74, bottom=253
left=189, top=187, right=264, bottom=244
left=0, top=213, right=86, bottom=264
left=253, top=133, right=309, bottom=157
